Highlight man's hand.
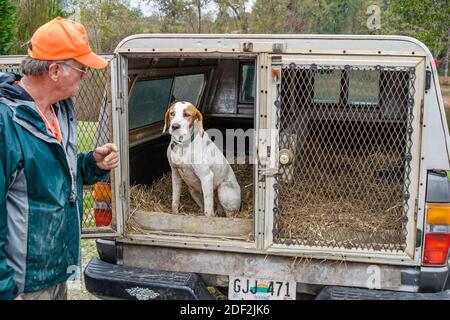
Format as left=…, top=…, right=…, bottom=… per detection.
left=93, top=143, right=119, bottom=170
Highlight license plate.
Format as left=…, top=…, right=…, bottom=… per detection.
left=228, top=276, right=296, bottom=300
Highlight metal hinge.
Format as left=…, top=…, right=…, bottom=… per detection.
left=413, top=197, right=424, bottom=248
left=415, top=229, right=423, bottom=248
left=414, top=198, right=419, bottom=222
left=413, top=198, right=423, bottom=248
left=115, top=92, right=124, bottom=113
left=119, top=181, right=127, bottom=200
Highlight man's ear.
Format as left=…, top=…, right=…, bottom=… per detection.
left=163, top=108, right=171, bottom=133
left=195, top=110, right=204, bottom=137
left=48, top=63, right=61, bottom=82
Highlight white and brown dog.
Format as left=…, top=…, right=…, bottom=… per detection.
left=163, top=101, right=241, bottom=217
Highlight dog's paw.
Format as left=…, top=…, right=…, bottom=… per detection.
left=225, top=211, right=235, bottom=218
left=204, top=210, right=215, bottom=217
left=172, top=206, right=179, bottom=214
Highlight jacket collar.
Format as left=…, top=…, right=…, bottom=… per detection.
left=0, top=96, right=70, bottom=141
left=0, top=72, right=33, bottom=102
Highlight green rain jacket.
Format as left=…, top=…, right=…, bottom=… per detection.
left=0, top=73, right=109, bottom=299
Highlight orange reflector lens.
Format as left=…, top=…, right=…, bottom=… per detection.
left=423, top=233, right=450, bottom=266
left=271, top=69, right=281, bottom=79
left=93, top=182, right=112, bottom=202
left=426, top=203, right=450, bottom=225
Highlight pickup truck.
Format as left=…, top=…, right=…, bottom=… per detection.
left=3, top=34, right=449, bottom=300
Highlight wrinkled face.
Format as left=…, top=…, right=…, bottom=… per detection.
left=164, top=101, right=203, bottom=142
left=56, top=60, right=87, bottom=98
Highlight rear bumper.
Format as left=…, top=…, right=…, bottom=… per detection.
left=92, top=239, right=450, bottom=298
left=85, top=255, right=450, bottom=300
left=84, top=257, right=214, bottom=300
left=316, top=286, right=450, bottom=300
left=419, top=266, right=450, bottom=292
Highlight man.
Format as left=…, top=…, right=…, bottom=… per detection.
left=0, top=17, right=119, bottom=300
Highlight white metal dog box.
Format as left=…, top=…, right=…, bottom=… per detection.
left=4, top=34, right=449, bottom=298
left=100, top=34, right=450, bottom=296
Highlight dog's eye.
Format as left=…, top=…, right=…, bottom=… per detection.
left=183, top=112, right=190, bottom=118
left=170, top=112, right=175, bottom=117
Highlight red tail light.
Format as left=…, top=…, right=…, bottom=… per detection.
left=94, top=208, right=112, bottom=227
left=93, top=201, right=112, bottom=227
left=423, top=233, right=450, bottom=266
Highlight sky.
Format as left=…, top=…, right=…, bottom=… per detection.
left=129, top=0, right=156, bottom=16
left=129, top=0, right=256, bottom=17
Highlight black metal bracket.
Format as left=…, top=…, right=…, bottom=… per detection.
left=425, top=70, right=431, bottom=91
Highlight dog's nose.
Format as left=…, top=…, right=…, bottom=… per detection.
left=171, top=123, right=180, bottom=130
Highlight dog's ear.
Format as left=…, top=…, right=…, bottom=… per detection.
left=195, top=110, right=204, bottom=137
left=163, top=108, right=171, bottom=133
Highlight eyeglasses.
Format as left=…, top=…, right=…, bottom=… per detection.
left=58, top=62, right=88, bottom=75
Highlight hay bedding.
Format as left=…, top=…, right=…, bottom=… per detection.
left=275, top=146, right=406, bottom=250
left=129, top=144, right=406, bottom=250
left=130, top=162, right=254, bottom=219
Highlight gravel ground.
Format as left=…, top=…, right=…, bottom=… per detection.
left=66, top=239, right=225, bottom=300
left=67, top=239, right=100, bottom=300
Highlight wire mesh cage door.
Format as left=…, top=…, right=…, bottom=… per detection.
left=0, top=55, right=118, bottom=237
left=270, top=61, right=420, bottom=253
left=77, top=55, right=120, bottom=237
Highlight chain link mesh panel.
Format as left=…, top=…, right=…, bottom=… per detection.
left=273, top=63, right=416, bottom=251
left=0, top=60, right=113, bottom=232
left=74, top=67, right=113, bottom=232
left=0, top=64, right=22, bottom=73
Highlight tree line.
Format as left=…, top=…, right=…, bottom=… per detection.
left=1, top=0, right=448, bottom=76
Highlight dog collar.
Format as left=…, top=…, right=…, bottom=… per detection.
left=170, top=130, right=196, bottom=150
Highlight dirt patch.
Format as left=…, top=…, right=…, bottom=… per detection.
left=441, top=83, right=450, bottom=109
left=439, top=76, right=450, bottom=86
left=67, top=240, right=99, bottom=300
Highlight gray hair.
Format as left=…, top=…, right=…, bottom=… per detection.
left=21, top=56, right=74, bottom=76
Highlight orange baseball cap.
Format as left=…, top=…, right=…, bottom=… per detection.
left=28, top=17, right=107, bottom=69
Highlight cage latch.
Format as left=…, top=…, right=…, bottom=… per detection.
left=258, top=167, right=279, bottom=177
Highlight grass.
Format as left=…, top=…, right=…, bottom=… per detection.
left=440, top=78, right=450, bottom=132
left=78, top=121, right=98, bottom=223
left=442, top=83, right=450, bottom=109
left=83, top=194, right=94, bottom=211
left=82, top=194, right=96, bottom=228
left=439, top=80, right=450, bottom=183
left=77, top=121, right=98, bottom=152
